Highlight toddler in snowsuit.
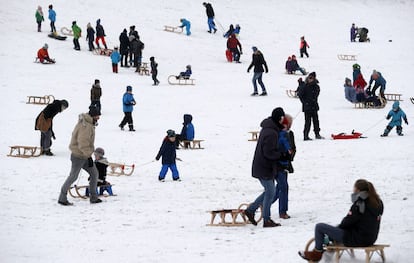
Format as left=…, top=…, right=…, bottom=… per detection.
left=381, top=101, right=408, bottom=137
left=156, top=130, right=180, bottom=182
left=179, top=18, right=191, bottom=36
left=110, top=47, right=121, bottom=73
left=150, top=56, right=160, bottom=85
left=176, top=65, right=192, bottom=79
left=177, top=114, right=195, bottom=149
left=86, top=147, right=114, bottom=196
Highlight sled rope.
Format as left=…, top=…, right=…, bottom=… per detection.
left=363, top=117, right=385, bottom=133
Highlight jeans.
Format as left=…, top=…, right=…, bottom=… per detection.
left=207, top=17, right=216, bottom=31
left=246, top=178, right=275, bottom=221
left=273, top=170, right=289, bottom=215
left=252, top=72, right=266, bottom=93
left=159, top=164, right=179, bottom=180
left=314, top=223, right=344, bottom=250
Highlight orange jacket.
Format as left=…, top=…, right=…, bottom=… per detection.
left=37, top=48, right=49, bottom=59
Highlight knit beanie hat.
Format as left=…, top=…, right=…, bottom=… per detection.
left=167, top=129, right=176, bottom=137
left=94, top=147, right=105, bottom=157
left=126, top=85, right=132, bottom=91
left=271, top=107, right=285, bottom=124
left=252, top=46, right=258, bottom=52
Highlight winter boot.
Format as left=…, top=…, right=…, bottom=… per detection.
left=300, top=249, right=323, bottom=261
left=397, top=126, right=403, bottom=136
left=315, top=134, right=325, bottom=139
left=119, top=124, right=124, bottom=130
left=263, top=218, right=281, bottom=227
left=381, top=126, right=391, bottom=137
left=129, top=124, right=136, bottom=132
left=243, top=209, right=257, bottom=225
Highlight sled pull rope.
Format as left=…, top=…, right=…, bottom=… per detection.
left=363, top=117, right=385, bottom=133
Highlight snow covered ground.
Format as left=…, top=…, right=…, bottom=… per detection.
left=1, top=0, right=413, bottom=262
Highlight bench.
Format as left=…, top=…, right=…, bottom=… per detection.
left=326, top=244, right=390, bottom=263
left=27, top=95, right=55, bottom=105
left=337, top=54, right=357, bottom=61
left=248, top=131, right=259, bottom=141
left=7, top=145, right=42, bottom=158
left=179, top=140, right=204, bottom=149
left=384, top=93, right=402, bottom=101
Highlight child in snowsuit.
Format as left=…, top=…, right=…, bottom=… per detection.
left=226, top=34, right=242, bottom=63
left=119, top=86, right=136, bottom=131
left=155, top=130, right=181, bottom=182
left=150, top=56, right=160, bottom=85
left=48, top=4, right=56, bottom=33
left=285, top=56, right=293, bottom=73
left=350, top=23, right=358, bottom=42
left=110, top=47, right=121, bottom=73
left=90, top=79, right=102, bottom=113
left=352, top=64, right=368, bottom=102
left=179, top=18, right=191, bottom=36
left=71, top=21, right=81, bottom=51
left=35, top=6, right=44, bottom=32
left=300, top=36, right=309, bottom=58
left=176, top=65, right=192, bottom=79
left=37, top=43, right=55, bottom=63
left=344, top=77, right=357, bottom=103
left=381, top=101, right=408, bottom=137
left=177, top=114, right=195, bottom=149
left=86, top=22, right=95, bottom=51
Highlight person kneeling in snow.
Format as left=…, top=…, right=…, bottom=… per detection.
left=381, top=101, right=408, bottom=137
left=37, top=43, right=55, bottom=63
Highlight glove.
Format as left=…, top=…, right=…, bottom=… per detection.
left=155, top=156, right=160, bottom=161
left=405, top=120, right=409, bottom=125
left=265, top=70, right=269, bottom=73
left=247, top=70, right=250, bottom=73
left=88, top=157, right=94, bottom=167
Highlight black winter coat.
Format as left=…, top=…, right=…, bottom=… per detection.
left=205, top=3, right=215, bottom=18
left=247, top=51, right=268, bottom=73
left=252, top=117, right=283, bottom=180
left=339, top=198, right=384, bottom=247
left=86, top=27, right=95, bottom=41
left=34, top=100, right=64, bottom=131
left=95, top=158, right=108, bottom=185
left=297, top=78, right=320, bottom=112
left=96, top=24, right=105, bottom=37
left=156, top=138, right=177, bottom=165
left=119, top=32, right=130, bottom=55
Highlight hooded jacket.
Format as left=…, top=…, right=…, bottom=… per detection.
left=180, top=114, right=194, bottom=140
left=297, top=77, right=320, bottom=112
left=69, top=113, right=96, bottom=159
left=247, top=51, right=268, bottom=73
left=386, top=101, right=408, bottom=127
left=35, top=100, right=64, bottom=132
left=156, top=137, right=177, bottom=165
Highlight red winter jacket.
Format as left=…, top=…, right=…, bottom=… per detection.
left=227, top=35, right=241, bottom=51
left=353, top=74, right=367, bottom=93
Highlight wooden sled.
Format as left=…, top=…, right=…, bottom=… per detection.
left=207, top=203, right=262, bottom=226
left=331, top=131, right=364, bottom=140
left=411, top=97, right=414, bottom=104
left=286, top=89, right=298, bottom=98
left=108, top=163, right=135, bottom=176
left=384, top=93, right=402, bottom=101
left=168, top=75, right=195, bottom=85
left=93, top=48, right=113, bottom=56
left=34, top=57, right=55, bottom=64
left=136, top=62, right=150, bottom=76
left=163, top=25, right=183, bottom=34
left=26, top=95, right=55, bottom=105
left=60, top=27, right=73, bottom=36
left=179, top=139, right=204, bottom=149
left=248, top=131, right=259, bottom=141
left=68, top=184, right=115, bottom=199
left=48, top=32, right=67, bottom=41
left=7, top=145, right=42, bottom=158
left=354, top=96, right=387, bottom=109
left=337, top=54, right=357, bottom=61
left=302, top=238, right=390, bottom=263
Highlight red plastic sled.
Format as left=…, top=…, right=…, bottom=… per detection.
left=226, top=49, right=233, bottom=62
left=331, top=131, right=363, bottom=140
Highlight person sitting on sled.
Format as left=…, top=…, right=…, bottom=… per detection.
left=176, top=65, right=192, bottom=79
left=86, top=147, right=113, bottom=196
left=177, top=114, right=195, bottom=149
left=299, top=179, right=383, bottom=262
left=37, top=43, right=55, bottom=63
left=290, top=55, right=306, bottom=75
left=381, top=101, right=408, bottom=137
left=344, top=77, right=357, bottom=103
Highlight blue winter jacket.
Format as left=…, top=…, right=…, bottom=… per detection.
left=180, top=19, right=191, bottom=28
left=369, top=72, right=386, bottom=89
left=48, top=9, right=56, bottom=22
left=344, top=84, right=357, bottom=103
left=111, top=50, right=121, bottom=64
left=278, top=130, right=291, bottom=167
left=180, top=114, right=195, bottom=140
left=156, top=137, right=177, bottom=165
left=387, top=101, right=408, bottom=127
left=122, top=92, right=135, bottom=112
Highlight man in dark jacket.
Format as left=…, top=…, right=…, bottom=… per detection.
left=129, top=32, right=144, bottom=70
left=35, top=99, right=68, bottom=156
left=203, top=2, right=217, bottom=33
left=119, top=29, right=130, bottom=67
left=297, top=72, right=323, bottom=140
left=244, top=107, right=288, bottom=228
left=247, top=46, right=269, bottom=96
left=90, top=79, right=102, bottom=112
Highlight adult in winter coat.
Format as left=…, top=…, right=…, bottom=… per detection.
left=350, top=23, right=358, bottom=42
left=35, top=6, right=44, bottom=32
left=247, top=46, right=268, bottom=96
left=226, top=34, right=242, bottom=63
left=156, top=130, right=181, bottom=182
left=90, top=79, right=102, bottom=112
left=58, top=106, right=102, bottom=206
left=119, top=29, right=130, bottom=67
left=368, top=70, right=386, bottom=99
left=71, top=21, right=81, bottom=50
left=244, top=108, right=287, bottom=228
left=177, top=114, right=195, bottom=148
left=179, top=18, right=191, bottom=36
left=150, top=56, right=160, bottom=85
left=119, top=86, right=136, bottom=131
left=35, top=99, right=68, bottom=156
left=48, top=4, right=56, bottom=33
left=37, top=43, right=55, bottom=63
left=203, top=2, right=217, bottom=33
left=86, top=23, right=95, bottom=51
left=381, top=101, right=409, bottom=136
left=300, top=36, right=309, bottom=58
left=129, top=32, right=144, bottom=69
left=297, top=72, right=323, bottom=140
left=299, top=179, right=383, bottom=262
left=95, top=19, right=107, bottom=49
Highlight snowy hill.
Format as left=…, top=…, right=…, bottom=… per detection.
left=1, top=0, right=414, bottom=262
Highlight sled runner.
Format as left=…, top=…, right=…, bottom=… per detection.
left=93, top=48, right=113, bottom=56
left=179, top=139, right=204, bottom=149
left=48, top=32, right=67, bottom=41
left=300, top=237, right=389, bottom=263
left=168, top=75, right=195, bottom=85
left=411, top=97, right=414, bottom=104
left=163, top=25, right=183, bottom=34
left=248, top=131, right=259, bottom=141
left=108, top=163, right=134, bottom=176
left=34, top=57, right=55, bottom=64
left=136, top=62, right=150, bottom=76
left=331, top=131, right=364, bottom=140
left=26, top=95, right=55, bottom=105
left=68, top=184, right=115, bottom=199
left=207, top=203, right=262, bottom=227
left=286, top=90, right=299, bottom=98
left=383, top=93, right=402, bottom=101
left=7, top=146, right=42, bottom=158
left=60, top=27, right=73, bottom=36
left=354, top=96, right=387, bottom=109
left=225, top=49, right=233, bottom=62
left=337, top=54, right=357, bottom=61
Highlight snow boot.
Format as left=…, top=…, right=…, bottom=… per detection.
left=298, top=249, right=323, bottom=261
left=263, top=219, right=281, bottom=228
left=129, top=124, right=136, bottom=132
left=381, top=126, right=391, bottom=137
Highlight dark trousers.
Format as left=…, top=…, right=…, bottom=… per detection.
left=88, top=40, right=95, bottom=51
left=300, top=48, right=309, bottom=58
left=120, top=112, right=133, bottom=127
left=304, top=111, right=320, bottom=138
left=121, top=53, right=128, bottom=67
left=152, top=72, right=159, bottom=84
left=112, top=63, right=118, bottom=73
left=37, top=21, right=42, bottom=32
left=73, top=38, right=80, bottom=50
left=50, top=21, right=56, bottom=32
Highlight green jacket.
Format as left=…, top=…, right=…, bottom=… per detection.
left=72, top=24, right=82, bottom=39
left=35, top=10, right=44, bottom=22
